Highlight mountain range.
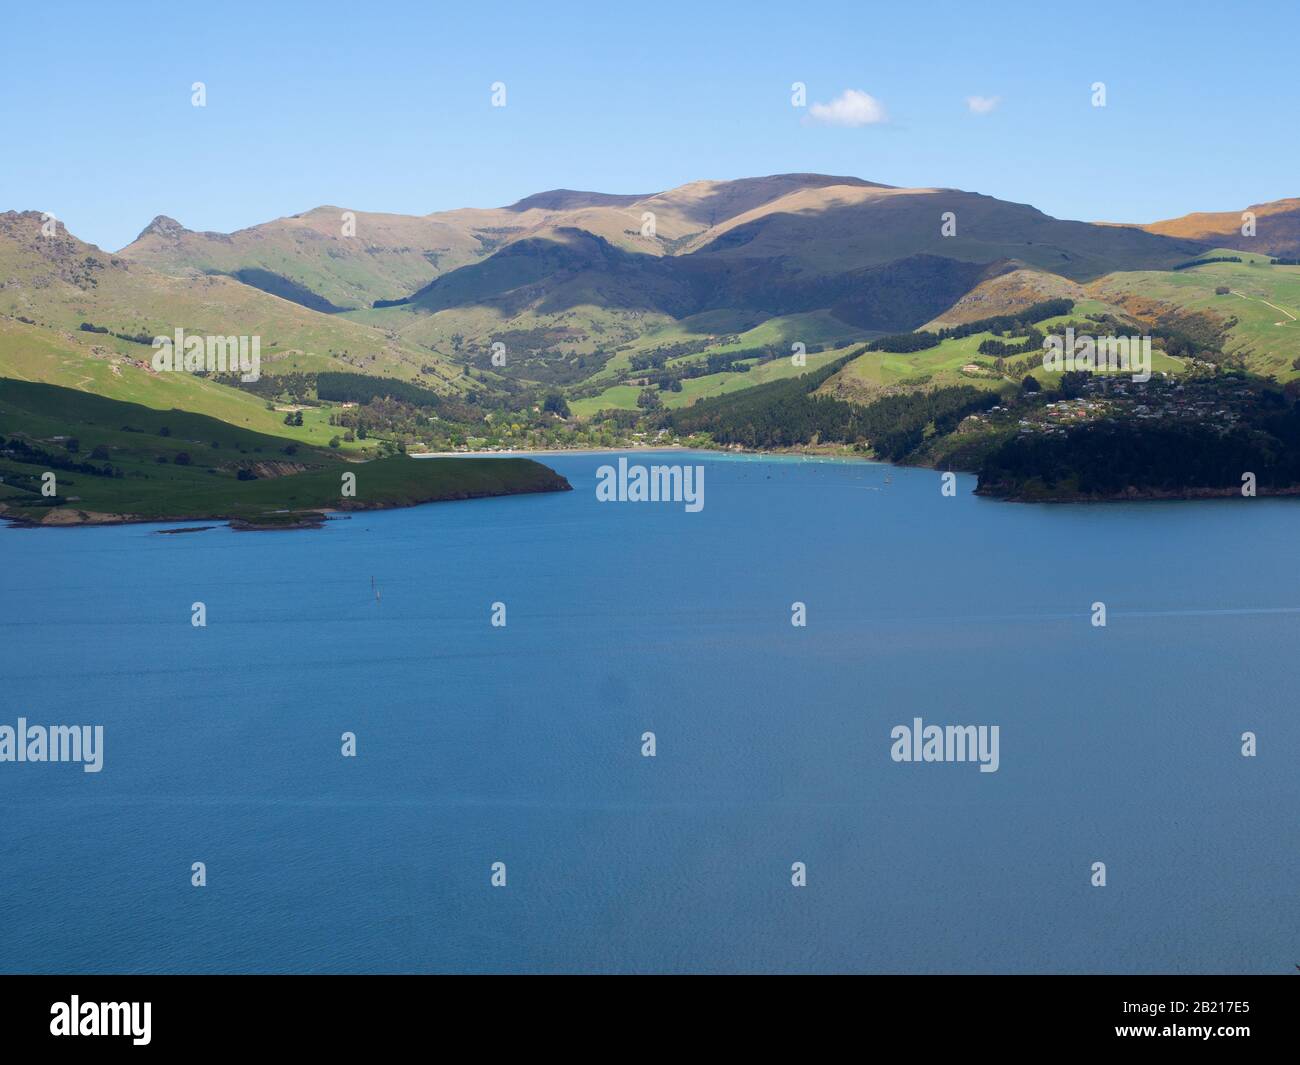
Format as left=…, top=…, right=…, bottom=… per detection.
left=111, top=173, right=1220, bottom=332
left=3, top=172, right=1299, bottom=425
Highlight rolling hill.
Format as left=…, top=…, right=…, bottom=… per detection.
left=1090, top=250, right=1300, bottom=380
left=0, top=379, right=569, bottom=527
left=0, top=209, right=475, bottom=412
left=113, top=174, right=891, bottom=314
left=342, top=176, right=1207, bottom=380
left=6, top=175, right=1299, bottom=464
left=118, top=208, right=492, bottom=312
left=115, top=174, right=1207, bottom=340
left=1138, top=198, right=1300, bottom=258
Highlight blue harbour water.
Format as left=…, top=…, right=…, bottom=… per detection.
left=0, top=451, right=1296, bottom=973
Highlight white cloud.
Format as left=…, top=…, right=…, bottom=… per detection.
left=966, top=95, right=1001, bottom=115
left=806, top=89, right=887, bottom=127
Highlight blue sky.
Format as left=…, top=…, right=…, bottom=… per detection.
left=3, top=0, right=1294, bottom=251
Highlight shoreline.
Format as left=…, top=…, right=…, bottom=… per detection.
left=0, top=476, right=572, bottom=532
left=412, top=442, right=876, bottom=462
left=417, top=445, right=1300, bottom=504
left=10, top=442, right=1298, bottom=528
left=976, top=484, right=1300, bottom=503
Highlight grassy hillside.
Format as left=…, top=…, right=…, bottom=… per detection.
left=0, top=380, right=568, bottom=526
left=922, top=267, right=1087, bottom=328
left=0, top=211, right=470, bottom=394
left=0, top=316, right=376, bottom=451
left=566, top=308, right=871, bottom=410
left=117, top=208, right=492, bottom=311
left=1090, top=252, right=1300, bottom=380
left=683, top=185, right=1204, bottom=280
left=571, top=345, right=857, bottom=415
left=824, top=299, right=1195, bottom=400
left=105, top=175, right=1214, bottom=397
left=364, top=241, right=1003, bottom=370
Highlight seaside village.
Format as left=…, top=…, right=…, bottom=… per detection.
left=959, top=371, right=1258, bottom=438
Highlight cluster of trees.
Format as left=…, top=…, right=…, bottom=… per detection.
left=457, top=335, right=612, bottom=385
left=213, top=370, right=316, bottom=403
left=849, top=387, right=1000, bottom=460
left=867, top=299, right=1075, bottom=354
left=685, top=351, right=755, bottom=378
left=978, top=329, right=1043, bottom=357
left=979, top=392, right=1300, bottom=497
left=629, top=351, right=671, bottom=372
left=1149, top=310, right=1232, bottom=360
left=0, top=436, right=119, bottom=478
left=329, top=396, right=425, bottom=438
left=638, top=344, right=824, bottom=390
left=1172, top=256, right=1242, bottom=271
left=316, top=372, right=443, bottom=408
left=79, top=322, right=155, bottom=345
left=867, top=332, right=940, bottom=353
left=663, top=356, right=856, bottom=446
left=663, top=352, right=997, bottom=460
left=628, top=337, right=727, bottom=369
left=1029, top=308, right=1230, bottom=365
left=935, top=299, right=1075, bottom=342
left=986, top=347, right=1046, bottom=380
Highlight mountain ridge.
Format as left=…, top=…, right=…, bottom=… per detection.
left=1138, top=197, right=1300, bottom=256
left=7, top=178, right=1297, bottom=422
left=108, top=173, right=1225, bottom=317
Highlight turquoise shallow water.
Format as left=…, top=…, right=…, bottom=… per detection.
left=0, top=451, right=1296, bottom=973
